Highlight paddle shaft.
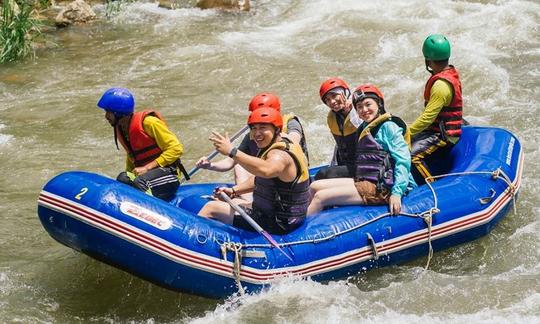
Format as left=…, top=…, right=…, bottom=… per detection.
left=182, top=124, right=250, bottom=183
left=219, top=192, right=293, bottom=261
left=219, top=192, right=264, bottom=233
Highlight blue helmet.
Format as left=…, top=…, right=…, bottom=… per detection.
left=97, top=88, right=135, bottom=115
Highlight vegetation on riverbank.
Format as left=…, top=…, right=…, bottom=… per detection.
left=1, top=0, right=248, bottom=63
left=0, top=0, right=42, bottom=63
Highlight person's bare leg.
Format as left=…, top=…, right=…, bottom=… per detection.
left=307, top=178, right=363, bottom=215
left=309, top=178, right=346, bottom=201
left=198, top=201, right=235, bottom=224
left=233, top=164, right=253, bottom=201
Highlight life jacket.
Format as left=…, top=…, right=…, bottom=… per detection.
left=283, top=113, right=310, bottom=165
left=355, top=113, right=408, bottom=192
left=252, top=139, right=310, bottom=231
left=424, top=66, right=463, bottom=138
left=327, top=110, right=359, bottom=167
left=116, top=110, right=166, bottom=167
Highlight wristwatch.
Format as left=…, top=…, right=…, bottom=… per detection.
left=228, top=147, right=238, bottom=158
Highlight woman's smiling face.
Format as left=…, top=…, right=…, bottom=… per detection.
left=355, top=97, right=380, bottom=123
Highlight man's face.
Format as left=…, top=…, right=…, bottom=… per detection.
left=324, top=92, right=347, bottom=112
left=105, top=111, right=117, bottom=126
left=250, top=123, right=276, bottom=148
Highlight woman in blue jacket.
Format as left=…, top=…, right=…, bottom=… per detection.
left=308, top=84, right=417, bottom=215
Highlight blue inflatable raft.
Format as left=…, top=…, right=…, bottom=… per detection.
left=37, top=126, right=523, bottom=298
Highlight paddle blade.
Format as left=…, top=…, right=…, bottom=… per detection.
left=261, top=230, right=293, bottom=262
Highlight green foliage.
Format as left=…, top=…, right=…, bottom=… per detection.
left=38, top=0, right=52, bottom=9
left=0, top=0, right=41, bottom=63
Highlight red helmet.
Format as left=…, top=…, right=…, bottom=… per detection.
left=319, top=77, right=350, bottom=102
left=247, top=107, right=283, bottom=130
left=248, top=92, right=281, bottom=112
left=352, top=84, right=385, bottom=108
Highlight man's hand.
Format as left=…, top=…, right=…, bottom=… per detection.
left=196, top=156, right=212, bottom=169
left=213, top=186, right=235, bottom=200
left=209, top=131, right=233, bottom=156
left=133, top=166, right=148, bottom=176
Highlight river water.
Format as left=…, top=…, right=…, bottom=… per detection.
left=1, top=0, right=539, bottom=322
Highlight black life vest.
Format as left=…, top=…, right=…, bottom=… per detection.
left=354, top=113, right=408, bottom=192
left=252, top=139, right=310, bottom=231
left=327, top=110, right=359, bottom=168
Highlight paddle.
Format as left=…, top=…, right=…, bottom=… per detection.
left=219, top=192, right=293, bottom=262
left=181, top=125, right=250, bottom=184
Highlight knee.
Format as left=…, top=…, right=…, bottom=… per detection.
left=310, top=191, right=325, bottom=207
left=132, top=176, right=149, bottom=191
left=309, top=179, right=326, bottom=192
left=116, top=172, right=133, bottom=185
left=198, top=202, right=216, bottom=217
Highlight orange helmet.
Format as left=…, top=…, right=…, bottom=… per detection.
left=247, top=107, right=283, bottom=130
left=319, top=77, right=350, bottom=103
left=352, top=84, right=385, bottom=109
left=248, top=92, right=281, bottom=112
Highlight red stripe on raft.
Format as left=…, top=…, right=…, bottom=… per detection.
left=37, top=150, right=523, bottom=283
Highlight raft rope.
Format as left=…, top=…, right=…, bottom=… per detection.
left=220, top=168, right=518, bottom=276
left=220, top=242, right=245, bottom=295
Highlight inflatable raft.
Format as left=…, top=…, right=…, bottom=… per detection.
left=37, top=126, right=523, bottom=298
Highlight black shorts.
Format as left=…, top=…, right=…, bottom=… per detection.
left=314, top=165, right=355, bottom=180
left=117, top=166, right=179, bottom=201
left=232, top=207, right=302, bottom=235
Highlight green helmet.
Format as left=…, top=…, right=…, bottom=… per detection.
left=422, top=34, right=451, bottom=60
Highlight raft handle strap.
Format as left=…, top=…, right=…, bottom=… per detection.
left=366, top=233, right=379, bottom=260
left=479, top=189, right=496, bottom=205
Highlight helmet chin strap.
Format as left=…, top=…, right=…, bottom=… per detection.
left=425, top=59, right=434, bottom=74
left=113, top=125, right=120, bottom=151
left=112, top=113, right=123, bottom=150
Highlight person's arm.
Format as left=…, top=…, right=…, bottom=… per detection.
left=144, top=116, right=183, bottom=165
left=134, top=116, right=183, bottom=175
left=378, top=123, right=413, bottom=214
left=214, top=175, right=256, bottom=199
left=209, top=131, right=291, bottom=180
left=196, top=156, right=236, bottom=172
left=379, top=123, right=412, bottom=197
left=409, top=79, right=453, bottom=136
left=236, top=149, right=292, bottom=180
left=282, top=118, right=302, bottom=145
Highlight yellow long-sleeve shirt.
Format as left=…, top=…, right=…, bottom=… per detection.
left=125, top=115, right=184, bottom=172
left=409, top=79, right=458, bottom=144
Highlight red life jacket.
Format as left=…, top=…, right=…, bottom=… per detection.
left=116, top=110, right=165, bottom=167
left=423, top=66, right=463, bottom=138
